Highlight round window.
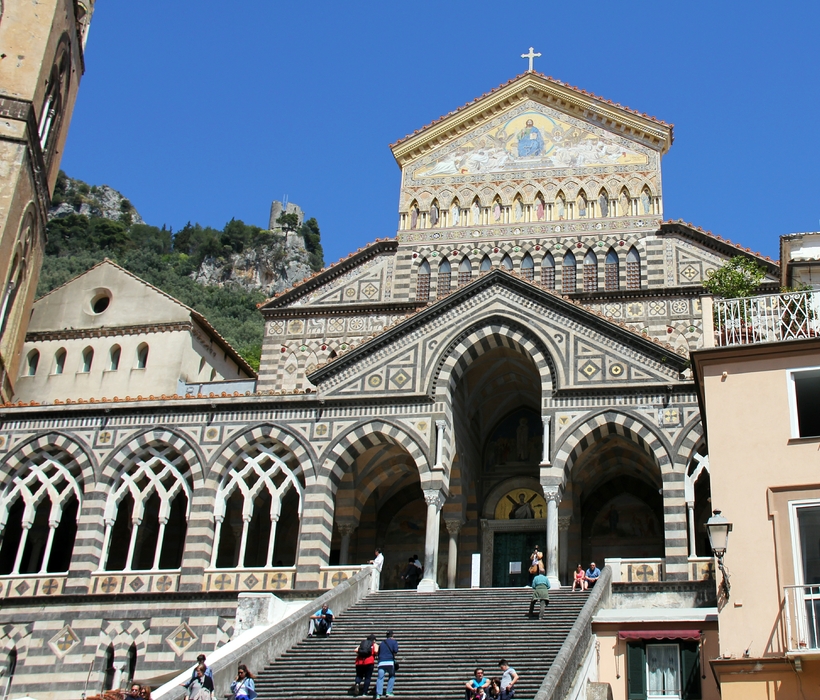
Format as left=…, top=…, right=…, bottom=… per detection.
left=90, top=290, right=111, bottom=314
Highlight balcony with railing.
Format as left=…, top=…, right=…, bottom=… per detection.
left=712, top=290, right=819, bottom=347
left=784, top=584, right=820, bottom=653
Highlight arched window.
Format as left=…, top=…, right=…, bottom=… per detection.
left=576, top=191, right=588, bottom=218
left=641, top=186, right=652, bottom=214
left=500, top=254, right=513, bottom=270
left=101, top=446, right=191, bottom=572
left=627, top=247, right=641, bottom=289
left=598, top=190, right=609, bottom=217
left=81, top=347, right=93, bottom=373
left=0, top=254, right=22, bottom=343
left=136, top=343, right=149, bottom=369
left=562, top=251, right=576, bottom=293
left=416, top=259, right=430, bottom=302
left=583, top=249, right=598, bottom=292
left=541, top=252, right=555, bottom=290
left=458, top=257, right=472, bottom=286
left=521, top=253, right=534, bottom=281
left=437, top=259, right=451, bottom=299
left=4, top=648, right=17, bottom=700
left=109, top=345, right=121, bottom=371
left=212, top=442, right=305, bottom=569
left=127, top=643, right=137, bottom=686
left=25, top=349, right=39, bottom=376
left=479, top=255, right=492, bottom=275
left=0, top=451, right=82, bottom=575
left=54, top=348, right=66, bottom=375
left=102, top=644, right=115, bottom=692
left=605, top=249, right=619, bottom=290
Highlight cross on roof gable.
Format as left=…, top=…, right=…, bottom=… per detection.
left=390, top=72, right=673, bottom=169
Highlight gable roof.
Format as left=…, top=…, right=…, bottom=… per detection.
left=259, top=238, right=399, bottom=311
left=33, top=259, right=257, bottom=377
left=390, top=72, right=674, bottom=168
left=308, top=268, right=688, bottom=384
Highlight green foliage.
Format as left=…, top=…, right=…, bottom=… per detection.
left=703, top=256, right=767, bottom=299
left=276, top=212, right=300, bottom=233
left=52, top=170, right=68, bottom=206
left=299, top=217, right=324, bottom=272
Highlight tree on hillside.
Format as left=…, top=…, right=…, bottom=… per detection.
left=276, top=212, right=300, bottom=233
left=299, top=217, right=324, bottom=272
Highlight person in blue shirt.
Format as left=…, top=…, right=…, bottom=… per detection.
left=308, top=603, right=333, bottom=636
left=376, top=630, right=399, bottom=697
left=584, top=562, right=601, bottom=588
left=465, top=668, right=489, bottom=700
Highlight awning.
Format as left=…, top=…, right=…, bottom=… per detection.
left=618, top=630, right=701, bottom=641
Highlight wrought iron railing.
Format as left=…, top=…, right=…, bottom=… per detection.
left=714, top=290, right=819, bottom=347
left=784, top=584, right=820, bottom=651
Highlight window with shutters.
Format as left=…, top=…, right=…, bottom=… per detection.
left=583, top=250, right=598, bottom=292
left=562, top=252, right=576, bottom=294
left=521, top=253, right=534, bottom=281
left=627, top=640, right=701, bottom=700
left=627, top=247, right=641, bottom=290
left=541, top=253, right=555, bottom=289
left=437, top=259, right=451, bottom=299
left=605, top=249, right=619, bottom=290
left=458, top=257, right=472, bottom=286
left=416, top=259, right=430, bottom=301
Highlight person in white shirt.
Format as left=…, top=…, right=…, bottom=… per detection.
left=369, top=548, right=384, bottom=591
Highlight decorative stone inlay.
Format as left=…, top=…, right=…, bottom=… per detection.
left=49, top=625, right=80, bottom=658
left=100, top=576, right=118, bottom=593
left=331, top=571, right=348, bottom=586
left=270, top=572, right=289, bottom=589
left=129, top=577, right=145, bottom=592
left=155, top=575, right=173, bottom=592
left=166, top=622, right=198, bottom=655
left=41, top=578, right=60, bottom=595
left=390, top=369, right=411, bottom=388
left=243, top=573, right=260, bottom=588
left=14, top=580, right=29, bottom=596
left=213, top=573, right=232, bottom=590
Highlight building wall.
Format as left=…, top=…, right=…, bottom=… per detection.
left=0, top=0, right=92, bottom=401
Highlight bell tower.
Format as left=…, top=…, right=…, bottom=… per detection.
left=0, top=0, right=94, bottom=401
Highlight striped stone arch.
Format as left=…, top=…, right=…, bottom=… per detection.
left=675, top=418, right=705, bottom=471
left=0, top=431, right=95, bottom=486
left=97, top=619, right=150, bottom=658
left=323, top=420, right=430, bottom=487
left=335, top=452, right=417, bottom=525
left=431, top=315, right=556, bottom=401
left=100, top=427, right=203, bottom=485
left=554, top=410, right=673, bottom=482
left=209, top=423, right=316, bottom=486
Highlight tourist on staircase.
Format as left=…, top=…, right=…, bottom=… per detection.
left=352, top=633, right=378, bottom=696
left=528, top=546, right=543, bottom=584
left=528, top=571, right=551, bottom=618
left=375, top=630, right=399, bottom=697
left=497, top=660, right=519, bottom=700
left=584, top=562, right=601, bottom=589
left=401, top=557, right=420, bottom=589
left=230, top=665, right=256, bottom=700
left=465, top=668, right=489, bottom=700
left=308, top=603, right=334, bottom=636
left=572, top=564, right=587, bottom=591
left=369, top=548, right=385, bottom=591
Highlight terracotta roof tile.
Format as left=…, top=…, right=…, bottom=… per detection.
left=390, top=72, right=671, bottom=150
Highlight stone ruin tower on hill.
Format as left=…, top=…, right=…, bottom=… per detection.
left=269, top=200, right=304, bottom=231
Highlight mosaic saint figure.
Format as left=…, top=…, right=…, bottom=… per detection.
left=471, top=200, right=481, bottom=226
left=514, top=199, right=523, bottom=222
left=641, top=190, right=651, bottom=214
left=577, top=193, right=587, bottom=217
left=493, top=201, right=502, bottom=222
left=517, top=119, right=544, bottom=157
left=430, top=203, right=439, bottom=226
left=598, top=193, right=609, bottom=217
left=410, top=204, right=419, bottom=229
left=535, top=197, right=545, bottom=221
left=509, top=492, right=535, bottom=519
left=451, top=202, right=460, bottom=226
left=619, top=191, right=630, bottom=216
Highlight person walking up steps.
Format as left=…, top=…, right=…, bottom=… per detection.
left=375, top=630, right=398, bottom=697
left=352, top=633, right=377, bottom=697
left=528, top=570, right=551, bottom=619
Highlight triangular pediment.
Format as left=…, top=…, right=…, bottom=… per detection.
left=309, top=270, right=688, bottom=400
left=390, top=72, right=673, bottom=170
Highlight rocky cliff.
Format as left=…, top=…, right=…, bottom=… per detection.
left=49, top=172, right=145, bottom=225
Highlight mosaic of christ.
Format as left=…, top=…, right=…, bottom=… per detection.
left=417, top=111, right=647, bottom=177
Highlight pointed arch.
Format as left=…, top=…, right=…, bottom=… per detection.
left=492, top=195, right=503, bottom=223
left=471, top=197, right=481, bottom=226
left=281, top=352, right=298, bottom=392
left=541, top=251, right=555, bottom=289
left=81, top=346, right=93, bottom=372
left=627, top=246, right=641, bottom=290
left=458, top=256, right=472, bottom=286
left=500, top=253, right=513, bottom=270
left=54, top=348, right=66, bottom=375
left=562, top=250, right=576, bottom=293
left=605, top=248, right=619, bottom=290
left=109, top=344, right=121, bottom=371
left=576, top=190, right=588, bottom=218
left=520, top=253, right=534, bottom=281
left=479, top=254, right=492, bottom=274
left=555, top=191, right=566, bottom=220
left=24, top=349, right=39, bottom=376
left=598, top=189, right=609, bottom=217
left=583, top=249, right=598, bottom=292
left=437, top=258, right=451, bottom=299
left=416, top=258, right=430, bottom=302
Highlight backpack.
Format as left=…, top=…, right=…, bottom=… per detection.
left=357, top=639, right=373, bottom=658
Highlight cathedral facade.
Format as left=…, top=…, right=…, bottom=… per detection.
left=0, top=71, right=779, bottom=697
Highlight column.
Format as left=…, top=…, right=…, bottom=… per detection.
left=541, top=416, right=551, bottom=465
left=445, top=519, right=462, bottom=589
left=338, top=523, right=356, bottom=566
left=544, top=489, right=561, bottom=588
left=418, top=489, right=445, bottom=592
left=434, top=420, right=446, bottom=469
left=558, top=515, right=572, bottom=585
left=687, top=502, right=697, bottom=558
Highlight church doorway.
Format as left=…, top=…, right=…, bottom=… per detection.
left=492, top=530, right=543, bottom=587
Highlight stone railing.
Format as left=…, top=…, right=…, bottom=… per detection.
left=152, top=566, right=376, bottom=700
left=535, top=565, right=612, bottom=700
left=604, top=557, right=664, bottom=583
left=713, top=290, right=819, bottom=347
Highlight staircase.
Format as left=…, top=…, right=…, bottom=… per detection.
left=254, top=587, right=591, bottom=700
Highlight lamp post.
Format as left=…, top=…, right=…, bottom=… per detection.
left=706, top=510, right=732, bottom=598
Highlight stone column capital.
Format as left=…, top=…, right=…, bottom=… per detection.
left=543, top=489, right=562, bottom=505
left=423, top=489, right=446, bottom=510
left=337, top=521, right=357, bottom=537
left=444, top=519, right=463, bottom=536
left=558, top=515, right=572, bottom=531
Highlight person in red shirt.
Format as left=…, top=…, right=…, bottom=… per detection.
left=353, top=634, right=378, bottom=696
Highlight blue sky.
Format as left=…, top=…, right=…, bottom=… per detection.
left=62, top=1, right=820, bottom=265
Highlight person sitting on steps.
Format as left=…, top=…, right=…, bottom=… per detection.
left=572, top=563, right=588, bottom=591
left=308, top=603, right=333, bottom=637
left=584, top=561, right=601, bottom=589
left=465, top=668, right=489, bottom=700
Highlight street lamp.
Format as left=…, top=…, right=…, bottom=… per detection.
left=706, top=510, right=732, bottom=598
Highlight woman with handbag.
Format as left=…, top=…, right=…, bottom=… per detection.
left=528, top=546, right=543, bottom=584
left=230, top=664, right=257, bottom=700
left=184, top=664, right=214, bottom=700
